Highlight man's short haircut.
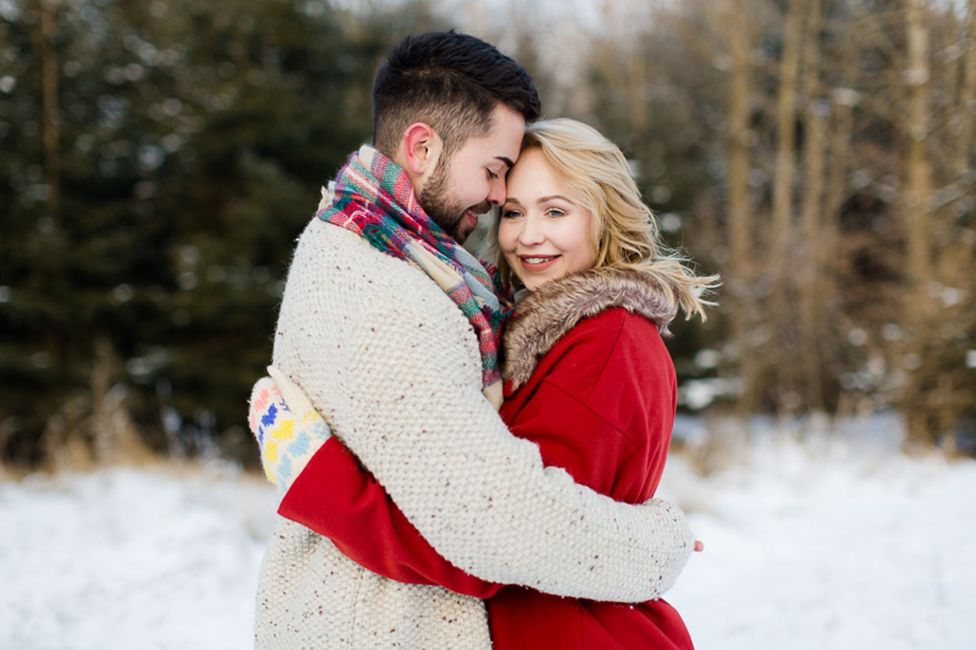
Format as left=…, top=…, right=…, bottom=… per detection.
left=371, top=30, right=541, bottom=157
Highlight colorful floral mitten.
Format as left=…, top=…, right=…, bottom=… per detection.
left=247, top=366, right=333, bottom=494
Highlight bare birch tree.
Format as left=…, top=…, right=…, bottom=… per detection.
left=768, top=0, right=806, bottom=414
left=724, top=0, right=762, bottom=414
left=954, top=0, right=976, bottom=177
left=797, top=0, right=828, bottom=411
left=900, top=0, right=937, bottom=444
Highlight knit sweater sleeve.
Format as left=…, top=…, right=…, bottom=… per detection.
left=279, top=435, right=503, bottom=599
left=272, top=225, right=693, bottom=602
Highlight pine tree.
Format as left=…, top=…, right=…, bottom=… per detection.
left=0, top=0, right=446, bottom=465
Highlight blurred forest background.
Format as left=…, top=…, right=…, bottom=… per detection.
left=1, top=0, right=974, bottom=469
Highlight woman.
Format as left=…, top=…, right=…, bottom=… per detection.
left=250, top=118, right=715, bottom=648
left=484, top=118, right=715, bottom=648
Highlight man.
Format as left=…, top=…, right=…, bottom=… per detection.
left=252, top=31, right=694, bottom=649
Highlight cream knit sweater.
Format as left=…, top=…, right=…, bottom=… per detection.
left=255, top=220, right=694, bottom=649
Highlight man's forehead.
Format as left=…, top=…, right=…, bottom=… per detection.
left=453, top=107, right=524, bottom=163
left=457, top=135, right=520, bottom=165
left=486, top=106, right=526, bottom=160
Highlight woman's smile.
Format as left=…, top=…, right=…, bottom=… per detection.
left=517, top=254, right=561, bottom=271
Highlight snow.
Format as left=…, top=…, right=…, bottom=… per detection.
left=660, top=433, right=976, bottom=649
left=1, top=428, right=974, bottom=649
left=0, top=462, right=276, bottom=650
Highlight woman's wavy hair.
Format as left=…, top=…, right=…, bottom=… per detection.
left=496, top=118, right=719, bottom=321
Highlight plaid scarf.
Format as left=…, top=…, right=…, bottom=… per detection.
left=317, top=145, right=507, bottom=408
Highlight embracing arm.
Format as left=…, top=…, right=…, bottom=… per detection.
left=279, top=432, right=502, bottom=598
left=249, top=368, right=498, bottom=597
left=257, top=312, right=694, bottom=601
left=275, top=305, right=692, bottom=602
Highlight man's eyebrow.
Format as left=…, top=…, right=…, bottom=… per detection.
left=495, top=156, right=515, bottom=169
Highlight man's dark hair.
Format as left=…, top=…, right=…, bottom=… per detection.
left=371, top=30, right=541, bottom=157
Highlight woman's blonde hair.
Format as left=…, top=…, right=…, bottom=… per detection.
left=497, top=118, right=718, bottom=321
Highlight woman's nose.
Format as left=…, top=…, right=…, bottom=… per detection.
left=518, top=215, right=545, bottom=245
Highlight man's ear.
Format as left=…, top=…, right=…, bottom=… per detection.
left=401, top=122, right=443, bottom=176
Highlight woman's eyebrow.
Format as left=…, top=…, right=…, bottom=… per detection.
left=502, top=196, right=523, bottom=205
left=538, top=194, right=575, bottom=204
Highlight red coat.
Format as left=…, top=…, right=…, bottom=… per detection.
left=488, top=305, right=691, bottom=649
left=280, top=270, right=693, bottom=649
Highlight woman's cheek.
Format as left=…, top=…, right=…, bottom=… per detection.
left=497, top=222, right=516, bottom=253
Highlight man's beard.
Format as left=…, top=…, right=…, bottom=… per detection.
left=419, top=158, right=489, bottom=243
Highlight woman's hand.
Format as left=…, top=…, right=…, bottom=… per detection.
left=248, top=366, right=333, bottom=489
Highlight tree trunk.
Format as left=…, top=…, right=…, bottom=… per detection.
left=927, top=0, right=976, bottom=451
left=798, top=0, right=826, bottom=412
left=626, top=41, right=648, bottom=132
left=36, top=0, right=60, bottom=214
left=725, top=0, right=759, bottom=416
left=824, top=8, right=860, bottom=416
left=769, top=0, right=805, bottom=414
left=904, top=0, right=934, bottom=314
left=824, top=21, right=858, bottom=246
left=91, top=336, right=153, bottom=464
left=953, top=0, right=976, bottom=176
left=902, top=0, right=937, bottom=445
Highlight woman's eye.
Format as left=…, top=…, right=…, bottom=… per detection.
left=501, top=209, right=521, bottom=219
left=546, top=208, right=566, bottom=217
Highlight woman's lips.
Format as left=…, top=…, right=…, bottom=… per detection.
left=517, top=254, right=560, bottom=272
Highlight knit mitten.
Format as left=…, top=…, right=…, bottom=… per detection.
left=247, top=366, right=332, bottom=494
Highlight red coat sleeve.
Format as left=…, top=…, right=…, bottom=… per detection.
left=278, top=435, right=503, bottom=599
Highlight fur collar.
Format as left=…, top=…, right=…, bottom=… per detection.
left=502, top=267, right=678, bottom=389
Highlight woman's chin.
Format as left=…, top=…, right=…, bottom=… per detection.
left=518, top=275, right=559, bottom=292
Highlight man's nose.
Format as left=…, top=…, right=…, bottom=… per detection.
left=486, top=176, right=506, bottom=206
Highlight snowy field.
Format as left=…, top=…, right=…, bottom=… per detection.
left=1, top=420, right=973, bottom=650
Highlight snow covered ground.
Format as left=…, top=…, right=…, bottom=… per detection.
left=661, top=419, right=976, bottom=650
left=0, top=462, right=276, bottom=650
left=1, top=422, right=973, bottom=649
